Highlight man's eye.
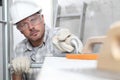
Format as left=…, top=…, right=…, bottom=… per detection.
left=31, top=18, right=36, bottom=21
left=21, top=23, right=27, bottom=27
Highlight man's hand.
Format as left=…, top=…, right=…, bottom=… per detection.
left=11, top=56, right=30, bottom=74
left=52, top=28, right=83, bottom=53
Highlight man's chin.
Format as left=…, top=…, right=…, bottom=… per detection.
left=29, top=34, right=43, bottom=42
left=30, top=37, right=42, bottom=42
left=30, top=38, right=39, bottom=42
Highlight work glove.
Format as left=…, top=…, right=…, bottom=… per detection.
left=11, top=56, right=30, bottom=74
left=52, top=28, right=83, bottom=53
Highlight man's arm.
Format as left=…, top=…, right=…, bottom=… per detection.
left=11, top=56, right=30, bottom=80
left=12, top=73, right=22, bottom=80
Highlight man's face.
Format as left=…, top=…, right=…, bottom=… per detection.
left=16, top=13, right=45, bottom=42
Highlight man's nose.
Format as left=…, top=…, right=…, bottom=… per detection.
left=28, top=23, right=34, bottom=30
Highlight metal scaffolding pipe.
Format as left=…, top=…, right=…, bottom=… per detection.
left=0, top=20, right=7, bottom=24
left=2, top=0, right=10, bottom=80
left=79, top=2, right=87, bottom=42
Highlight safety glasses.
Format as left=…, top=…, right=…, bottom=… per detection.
left=16, top=14, right=42, bottom=31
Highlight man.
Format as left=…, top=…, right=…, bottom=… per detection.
left=10, top=0, right=83, bottom=80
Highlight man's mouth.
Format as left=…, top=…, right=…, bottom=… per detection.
left=30, top=30, right=38, bottom=36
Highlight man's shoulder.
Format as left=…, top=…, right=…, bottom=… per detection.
left=16, top=39, right=28, bottom=49
left=14, top=39, right=28, bottom=56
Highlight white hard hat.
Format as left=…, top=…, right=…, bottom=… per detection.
left=10, top=0, right=42, bottom=24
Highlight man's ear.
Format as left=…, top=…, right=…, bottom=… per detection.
left=41, top=15, right=44, bottom=22
left=20, top=31, right=24, bottom=34
left=42, top=15, right=44, bottom=18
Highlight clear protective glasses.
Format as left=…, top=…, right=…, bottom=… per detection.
left=16, top=14, right=42, bottom=31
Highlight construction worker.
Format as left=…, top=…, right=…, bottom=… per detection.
left=10, top=0, right=83, bottom=80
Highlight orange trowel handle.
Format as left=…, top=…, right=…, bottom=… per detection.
left=66, top=54, right=98, bottom=60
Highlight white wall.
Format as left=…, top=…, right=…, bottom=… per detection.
left=13, top=0, right=53, bottom=49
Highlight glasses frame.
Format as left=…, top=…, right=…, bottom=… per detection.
left=16, top=13, right=42, bottom=31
